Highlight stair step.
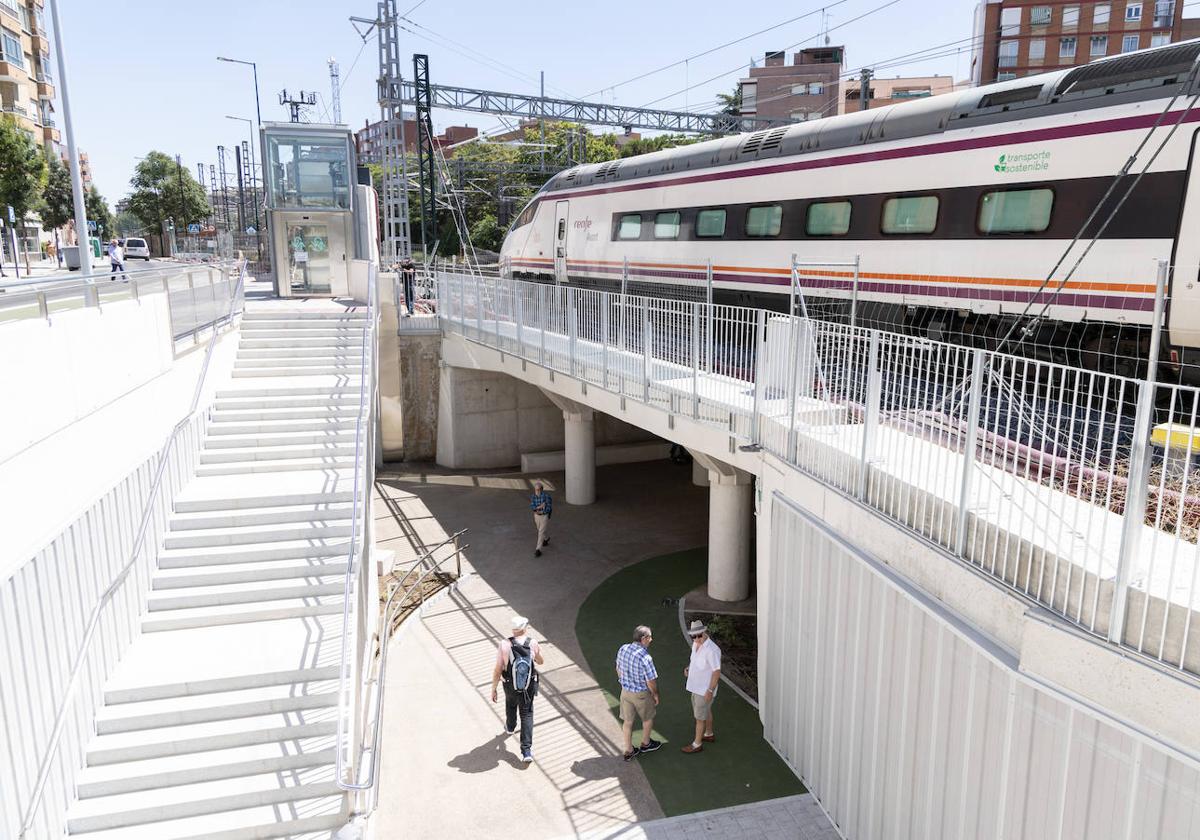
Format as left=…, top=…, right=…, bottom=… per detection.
left=106, top=666, right=342, bottom=705
left=96, top=693, right=338, bottom=735
left=203, top=431, right=358, bottom=450
left=153, top=562, right=347, bottom=590
left=170, top=502, right=355, bottom=530
left=234, top=357, right=365, bottom=370
left=88, top=722, right=338, bottom=766
left=238, top=347, right=365, bottom=359
left=238, top=338, right=363, bottom=349
left=210, top=407, right=359, bottom=423
left=199, top=445, right=357, bottom=465
left=67, top=779, right=342, bottom=835
left=195, top=458, right=356, bottom=476
left=232, top=367, right=364, bottom=378
left=215, top=385, right=363, bottom=399
left=77, top=749, right=336, bottom=799
left=158, top=540, right=352, bottom=568
left=213, top=395, right=360, bottom=410
left=173, top=488, right=356, bottom=513
left=96, top=682, right=341, bottom=723
left=163, top=522, right=354, bottom=549
left=68, top=808, right=346, bottom=840
left=206, top=419, right=358, bottom=436
left=147, top=583, right=344, bottom=612
left=242, top=310, right=366, bottom=320
left=143, top=602, right=344, bottom=632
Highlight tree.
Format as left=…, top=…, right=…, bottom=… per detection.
left=0, top=116, right=48, bottom=266
left=86, top=187, right=114, bottom=242
left=469, top=214, right=503, bottom=253
left=40, top=154, right=73, bottom=231
left=114, top=211, right=143, bottom=237
left=125, top=151, right=208, bottom=241
left=618, top=133, right=702, bottom=158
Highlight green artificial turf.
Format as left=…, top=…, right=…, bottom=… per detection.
left=574, top=548, right=805, bottom=817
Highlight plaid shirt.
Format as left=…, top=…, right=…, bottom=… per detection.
left=615, top=643, right=658, bottom=692
left=530, top=491, right=553, bottom=515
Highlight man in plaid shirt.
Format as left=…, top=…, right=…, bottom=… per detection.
left=530, top=481, right=553, bottom=557
left=614, top=625, right=661, bottom=761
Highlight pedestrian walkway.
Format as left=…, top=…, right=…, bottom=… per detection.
left=586, top=793, right=838, bottom=840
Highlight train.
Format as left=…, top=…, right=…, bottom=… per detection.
left=498, top=40, right=1200, bottom=385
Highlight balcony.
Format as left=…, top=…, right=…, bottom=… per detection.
left=42, top=124, right=59, bottom=143
left=36, top=78, right=52, bottom=98
left=2, top=100, right=28, bottom=116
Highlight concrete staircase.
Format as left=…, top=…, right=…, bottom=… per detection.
left=66, top=305, right=369, bottom=840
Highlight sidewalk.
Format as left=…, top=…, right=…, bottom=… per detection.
left=371, top=461, right=709, bottom=838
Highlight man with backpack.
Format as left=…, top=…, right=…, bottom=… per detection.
left=490, top=614, right=544, bottom=764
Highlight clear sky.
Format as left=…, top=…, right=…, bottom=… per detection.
left=58, top=0, right=988, bottom=205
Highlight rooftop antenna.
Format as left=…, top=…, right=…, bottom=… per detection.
left=822, top=8, right=832, bottom=45
left=279, top=89, right=317, bottom=123
left=328, top=58, right=342, bottom=124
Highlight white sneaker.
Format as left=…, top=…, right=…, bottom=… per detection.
left=505, top=726, right=516, bottom=736
left=521, top=752, right=533, bottom=763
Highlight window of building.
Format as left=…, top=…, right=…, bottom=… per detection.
left=1126, top=2, right=1142, bottom=21
left=1151, top=31, right=1171, bottom=47
left=806, top=201, right=852, bottom=236
left=696, top=209, right=726, bottom=238
left=881, top=196, right=939, bottom=234
left=1123, top=33, right=1140, bottom=52
left=1063, top=5, right=1080, bottom=26
left=653, top=211, right=681, bottom=239
left=618, top=214, right=642, bottom=240
left=1, top=29, right=24, bottom=68
left=978, top=188, right=1054, bottom=234
left=790, top=110, right=810, bottom=121
left=1154, top=1, right=1176, bottom=27
left=998, top=72, right=1018, bottom=81
left=1029, top=38, right=1046, bottom=60
left=999, top=40, right=1019, bottom=67
left=1060, top=37, right=1078, bottom=58
left=1094, top=3, right=1110, bottom=25
left=1030, top=6, right=1052, bottom=25
left=1000, top=6, right=1021, bottom=35
left=745, top=205, right=783, bottom=237
left=739, top=81, right=757, bottom=111
left=1091, top=35, right=1109, bottom=56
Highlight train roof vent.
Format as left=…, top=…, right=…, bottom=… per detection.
left=740, top=129, right=769, bottom=155
left=978, top=85, right=1043, bottom=109
left=562, top=168, right=580, bottom=183
left=1055, top=41, right=1200, bottom=96
left=758, top=126, right=789, bottom=153
left=594, top=161, right=621, bottom=180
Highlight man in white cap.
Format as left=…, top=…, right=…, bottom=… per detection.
left=681, top=619, right=720, bottom=754
left=491, top=614, right=544, bottom=763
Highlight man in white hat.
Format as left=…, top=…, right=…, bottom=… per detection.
left=491, top=614, right=544, bottom=763
left=681, top=619, right=720, bottom=754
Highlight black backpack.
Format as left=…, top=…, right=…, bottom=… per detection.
left=505, top=637, right=538, bottom=697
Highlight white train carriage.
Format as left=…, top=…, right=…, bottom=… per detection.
left=500, top=41, right=1200, bottom=381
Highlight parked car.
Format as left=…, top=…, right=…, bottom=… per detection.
left=124, top=237, right=151, bottom=260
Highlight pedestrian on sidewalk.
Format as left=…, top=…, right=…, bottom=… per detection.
left=681, top=619, right=721, bottom=754
left=615, top=625, right=661, bottom=761
left=491, top=614, right=544, bottom=764
left=400, top=257, right=417, bottom=316
left=109, top=239, right=125, bottom=280
left=530, top=481, right=553, bottom=557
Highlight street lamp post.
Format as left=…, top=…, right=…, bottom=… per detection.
left=218, top=58, right=264, bottom=266
left=217, top=56, right=261, bottom=128
left=226, top=115, right=262, bottom=264
left=47, top=0, right=92, bottom=274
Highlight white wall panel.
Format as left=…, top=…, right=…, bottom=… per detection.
left=764, top=491, right=1200, bottom=840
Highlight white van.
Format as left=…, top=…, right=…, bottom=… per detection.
left=124, top=237, right=151, bottom=260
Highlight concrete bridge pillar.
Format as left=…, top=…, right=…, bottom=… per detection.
left=540, top=389, right=595, bottom=505
left=691, top=451, right=754, bottom=602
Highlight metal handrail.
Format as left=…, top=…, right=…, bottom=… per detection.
left=384, top=528, right=467, bottom=579
left=0, top=259, right=238, bottom=294
left=334, top=262, right=380, bottom=794
left=359, top=535, right=470, bottom=812
left=16, top=260, right=246, bottom=840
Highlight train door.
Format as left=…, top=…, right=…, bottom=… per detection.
left=1170, top=129, right=1200, bottom=347
left=553, top=200, right=569, bottom=285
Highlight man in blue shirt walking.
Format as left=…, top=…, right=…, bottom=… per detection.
left=530, top=481, right=552, bottom=557
left=615, top=625, right=661, bottom=761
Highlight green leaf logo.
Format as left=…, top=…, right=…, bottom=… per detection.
left=994, top=154, right=1006, bottom=172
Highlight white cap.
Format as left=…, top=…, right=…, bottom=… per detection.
left=511, top=615, right=529, bottom=631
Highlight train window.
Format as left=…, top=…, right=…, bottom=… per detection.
left=745, top=205, right=783, bottom=237
left=654, top=211, right=681, bottom=239
left=806, top=201, right=852, bottom=236
left=881, top=195, right=939, bottom=234
left=977, top=188, right=1054, bottom=234
left=618, top=214, right=643, bottom=240
left=696, top=209, right=727, bottom=238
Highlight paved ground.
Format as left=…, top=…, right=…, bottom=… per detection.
left=371, top=460, right=709, bottom=839
left=368, top=459, right=841, bottom=839
left=587, top=794, right=840, bottom=840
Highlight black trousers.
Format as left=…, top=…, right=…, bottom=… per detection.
left=503, top=683, right=534, bottom=754
left=402, top=272, right=416, bottom=313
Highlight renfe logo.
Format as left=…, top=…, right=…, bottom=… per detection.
left=573, top=218, right=593, bottom=230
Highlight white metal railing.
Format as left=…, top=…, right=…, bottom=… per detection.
left=334, top=262, right=381, bottom=804
left=0, top=261, right=240, bottom=345
left=14, top=261, right=246, bottom=839
left=437, top=266, right=1200, bottom=680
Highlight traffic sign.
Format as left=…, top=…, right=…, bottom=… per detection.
left=87, top=220, right=97, bottom=232
left=187, top=223, right=200, bottom=234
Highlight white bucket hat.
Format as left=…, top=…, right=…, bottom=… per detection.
left=511, top=615, right=529, bottom=632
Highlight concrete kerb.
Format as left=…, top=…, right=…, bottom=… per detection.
left=676, top=597, right=759, bottom=711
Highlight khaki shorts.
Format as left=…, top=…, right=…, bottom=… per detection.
left=619, top=689, right=655, bottom=723
left=691, top=689, right=715, bottom=721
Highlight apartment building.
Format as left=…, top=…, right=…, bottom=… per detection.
left=0, top=0, right=57, bottom=152
left=737, top=47, right=844, bottom=122
left=971, top=0, right=1185, bottom=85
left=837, top=75, right=965, bottom=113
left=354, top=119, right=480, bottom=163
